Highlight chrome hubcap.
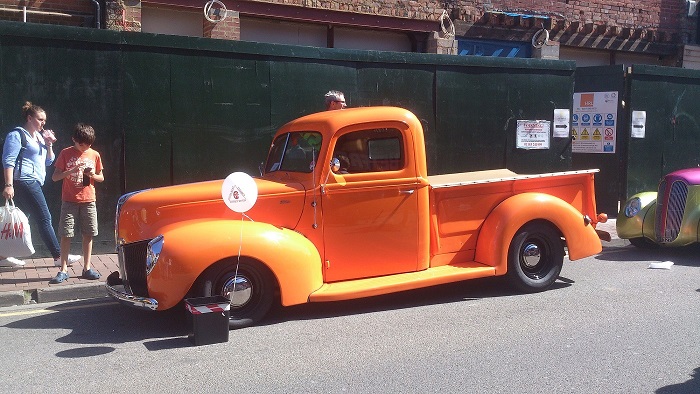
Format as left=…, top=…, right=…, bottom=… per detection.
left=222, top=275, right=252, bottom=308
left=522, top=243, right=541, bottom=268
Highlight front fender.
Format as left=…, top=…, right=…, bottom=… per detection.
left=474, top=193, right=602, bottom=274
left=616, top=192, right=657, bottom=241
left=147, top=219, right=323, bottom=310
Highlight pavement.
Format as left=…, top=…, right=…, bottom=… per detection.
left=0, top=219, right=623, bottom=308
left=0, top=253, right=118, bottom=307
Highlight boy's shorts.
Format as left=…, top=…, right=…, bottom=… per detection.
left=59, top=201, right=99, bottom=238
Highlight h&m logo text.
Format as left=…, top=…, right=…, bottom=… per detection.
left=1, top=222, right=24, bottom=240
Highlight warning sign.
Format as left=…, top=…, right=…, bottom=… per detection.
left=604, top=127, right=614, bottom=140
left=572, top=91, right=618, bottom=153
left=580, top=128, right=590, bottom=140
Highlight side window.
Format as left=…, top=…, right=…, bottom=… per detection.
left=265, top=131, right=322, bottom=173
left=333, top=128, right=404, bottom=174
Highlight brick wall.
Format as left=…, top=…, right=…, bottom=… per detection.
left=272, top=0, right=445, bottom=20
left=244, top=0, right=687, bottom=31
left=457, top=1, right=690, bottom=43
left=0, top=0, right=695, bottom=44
left=204, top=10, right=240, bottom=40
left=123, top=0, right=141, bottom=32
left=104, top=0, right=141, bottom=32
left=254, top=0, right=693, bottom=43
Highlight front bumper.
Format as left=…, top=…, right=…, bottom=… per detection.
left=106, top=271, right=159, bottom=311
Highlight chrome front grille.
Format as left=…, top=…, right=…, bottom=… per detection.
left=654, top=180, right=666, bottom=241
left=655, top=180, right=688, bottom=243
left=118, top=239, right=151, bottom=297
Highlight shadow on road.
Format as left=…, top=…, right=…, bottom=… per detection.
left=261, top=275, right=572, bottom=326
left=3, top=274, right=575, bottom=349
left=3, top=299, right=190, bottom=350
left=597, top=243, right=700, bottom=267
left=656, top=366, right=700, bottom=393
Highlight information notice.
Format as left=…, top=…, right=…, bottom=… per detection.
left=516, top=120, right=550, bottom=150
left=572, top=91, right=618, bottom=153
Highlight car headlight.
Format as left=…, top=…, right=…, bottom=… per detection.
left=146, top=235, right=164, bottom=275
left=624, top=197, right=642, bottom=218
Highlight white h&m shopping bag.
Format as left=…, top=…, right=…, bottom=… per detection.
left=0, top=199, right=35, bottom=257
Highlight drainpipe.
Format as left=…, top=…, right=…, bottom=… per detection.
left=91, top=0, right=101, bottom=29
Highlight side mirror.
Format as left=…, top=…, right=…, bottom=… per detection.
left=321, top=158, right=341, bottom=195
left=330, top=157, right=341, bottom=173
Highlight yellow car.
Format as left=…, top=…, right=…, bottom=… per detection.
left=617, top=168, right=700, bottom=247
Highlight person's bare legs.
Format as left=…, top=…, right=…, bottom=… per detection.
left=82, top=233, right=93, bottom=271
left=58, top=236, right=71, bottom=273
left=48, top=236, right=72, bottom=283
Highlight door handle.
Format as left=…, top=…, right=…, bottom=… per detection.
left=399, top=189, right=415, bottom=195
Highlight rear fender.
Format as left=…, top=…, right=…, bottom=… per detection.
left=475, top=193, right=602, bottom=274
left=147, top=219, right=322, bottom=310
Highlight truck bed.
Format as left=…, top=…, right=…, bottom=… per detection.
left=428, top=169, right=599, bottom=188
left=427, top=168, right=600, bottom=267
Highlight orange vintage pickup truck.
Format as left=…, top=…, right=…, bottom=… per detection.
left=107, top=106, right=606, bottom=328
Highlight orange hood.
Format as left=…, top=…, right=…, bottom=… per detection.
left=117, top=177, right=306, bottom=244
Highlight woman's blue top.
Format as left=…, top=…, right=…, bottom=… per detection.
left=2, top=127, right=54, bottom=186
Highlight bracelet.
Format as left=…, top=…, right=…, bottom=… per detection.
left=4, top=184, right=12, bottom=187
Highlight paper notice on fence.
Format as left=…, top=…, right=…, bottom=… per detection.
left=631, top=111, right=646, bottom=138
left=516, top=120, right=550, bottom=150
left=553, top=109, right=570, bottom=138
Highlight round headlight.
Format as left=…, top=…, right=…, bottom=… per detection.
left=624, top=197, right=642, bottom=218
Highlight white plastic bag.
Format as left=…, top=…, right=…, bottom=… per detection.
left=0, top=199, right=35, bottom=258
left=648, top=261, right=674, bottom=270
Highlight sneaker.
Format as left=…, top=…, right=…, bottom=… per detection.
left=49, top=271, right=69, bottom=284
left=82, top=268, right=101, bottom=280
left=54, top=254, right=82, bottom=267
left=0, top=257, right=26, bottom=267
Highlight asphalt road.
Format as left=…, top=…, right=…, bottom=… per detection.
left=0, top=244, right=698, bottom=393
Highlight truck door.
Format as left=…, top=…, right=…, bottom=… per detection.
left=321, top=126, right=420, bottom=282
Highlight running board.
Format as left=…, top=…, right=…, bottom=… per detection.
left=308, top=262, right=496, bottom=302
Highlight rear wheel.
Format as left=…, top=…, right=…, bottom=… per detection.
left=507, top=222, right=564, bottom=293
left=201, top=260, right=274, bottom=329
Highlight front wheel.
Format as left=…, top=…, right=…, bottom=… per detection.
left=629, top=237, right=659, bottom=249
left=507, top=222, right=564, bottom=293
left=201, top=260, right=275, bottom=329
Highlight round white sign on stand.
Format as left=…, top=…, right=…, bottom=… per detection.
left=221, top=172, right=258, bottom=213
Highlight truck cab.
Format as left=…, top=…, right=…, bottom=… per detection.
left=256, top=107, right=431, bottom=286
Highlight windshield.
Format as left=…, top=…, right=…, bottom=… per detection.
left=265, top=131, right=322, bottom=173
